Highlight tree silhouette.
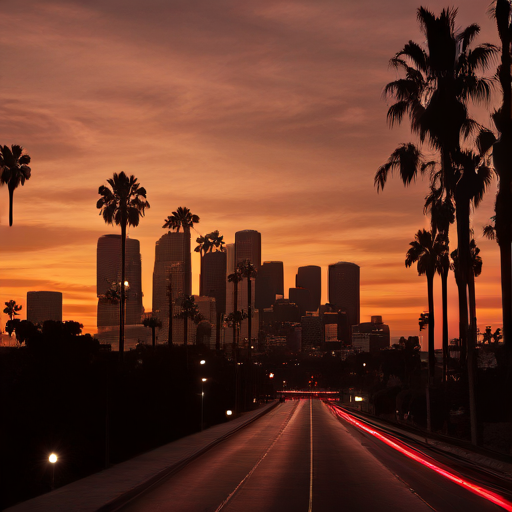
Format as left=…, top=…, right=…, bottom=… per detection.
left=0, top=145, right=31, bottom=227
left=3, top=300, right=22, bottom=325
left=97, top=172, right=149, bottom=359
left=380, top=7, right=496, bottom=361
left=490, top=0, right=512, bottom=350
left=163, top=207, right=199, bottom=296
left=238, top=259, right=257, bottom=360
left=143, top=316, right=162, bottom=349
left=227, top=267, right=243, bottom=358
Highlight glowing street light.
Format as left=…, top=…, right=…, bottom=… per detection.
left=226, top=410, right=233, bottom=417
left=200, top=359, right=206, bottom=365
left=49, top=453, right=58, bottom=489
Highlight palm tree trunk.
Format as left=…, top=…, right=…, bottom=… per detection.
left=8, top=184, right=14, bottom=227
left=199, top=251, right=204, bottom=296
left=426, top=272, right=435, bottom=432
left=120, top=222, right=126, bottom=360
left=247, top=276, right=252, bottom=360
left=467, top=269, right=479, bottom=445
left=185, top=227, right=192, bottom=296
left=441, top=266, right=449, bottom=382
left=184, top=313, right=188, bottom=346
left=152, top=327, right=156, bottom=348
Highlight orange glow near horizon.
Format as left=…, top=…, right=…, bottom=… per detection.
left=0, top=1, right=504, bottom=345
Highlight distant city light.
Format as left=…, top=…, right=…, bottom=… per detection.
left=269, top=373, right=274, bottom=379
left=49, top=453, right=57, bottom=463
left=200, top=360, right=206, bottom=365
left=202, top=378, right=207, bottom=382
left=354, top=396, right=363, bottom=402
left=226, top=410, right=233, bottom=416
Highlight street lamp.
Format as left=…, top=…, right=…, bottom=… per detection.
left=49, top=453, right=58, bottom=490
left=201, top=378, right=207, bottom=431
left=200, top=359, right=206, bottom=365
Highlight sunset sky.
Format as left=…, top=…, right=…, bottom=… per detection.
left=0, top=0, right=504, bottom=346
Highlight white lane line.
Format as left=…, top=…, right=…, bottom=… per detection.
left=214, top=400, right=304, bottom=512
left=308, top=398, right=313, bottom=512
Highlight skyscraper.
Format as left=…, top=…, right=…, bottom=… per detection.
left=235, top=230, right=261, bottom=270
left=256, top=261, right=284, bottom=310
left=97, top=235, right=143, bottom=329
left=235, top=230, right=260, bottom=347
left=152, top=232, right=187, bottom=344
left=328, top=262, right=360, bottom=333
left=296, top=265, right=321, bottom=312
left=27, top=291, right=62, bottom=325
left=202, top=251, right=227, bottom=315
left=289, top=287, right=310, bottom=317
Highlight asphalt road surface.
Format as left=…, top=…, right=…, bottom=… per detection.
left=120, top=399, right=509, bottom=512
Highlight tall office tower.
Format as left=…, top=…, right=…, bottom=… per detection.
left=235, top=230, right=261, bottom=270
left=97, top=235, right=143, bottom=329
left=296, top=265, right=321, bottom=312
left=289, top=287, right=311, bottom=317
left=256, top=261, right=284, bottom=310
left=27, top=291, right=62, bottom=324
left=328, top=262, right=360, bottom=333
left=301, top=315, right=322, bottom=351
left=152, top=232, right=188, bottom=344
left=202, top=251, right=227, bottom=315
left=235, top=231, right=260, bottom=346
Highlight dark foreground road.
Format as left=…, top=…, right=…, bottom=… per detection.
left=120, top=399, right=509, bottom=512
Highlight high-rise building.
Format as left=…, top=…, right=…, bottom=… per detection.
left=256, top=261, right=284, bottom=310
left=152, top=232, right=188, bottom=344
left=296, top=265, right=321, bottom=312
left=301, top=315, right=322, bottom=351
left=235, top=230, right=260, bottom=346
left=202, top=251, right=227, bottom=315
left=235, top=230, right=261, bottom=270
left=352, top=316, right=390, bottom=353
left=97, top=235, right=143, bottom=328
left=289, top=287, right=311, bottom=317
left=328, top=262, right=360, bottom=334
left=27, top=291, right=62, bottom=325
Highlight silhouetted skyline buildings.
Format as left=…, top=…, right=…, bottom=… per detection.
left=92, top=232, right=364, bottom=349
left=96, top=235, right=143, bottom=329
left=328, top=262, right=360, bottom=334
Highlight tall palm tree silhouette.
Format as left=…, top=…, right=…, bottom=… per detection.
left=0, top=145, right=31, bottom=227
left=405, top=228, right=448, bottom=431
left=238, top=259, right=257, bottom=360
left=490, top=0, right=512, bottom=350
left=378, top=6, right=495, bottom=363
left=143, top=316, right=162, bottom=349
left=227, top=267, right=243, bottom=358
left=163, top=207, right=199, bottom=296
left=3, top=300, right=22, bottom=336
left=97, top=172, right=149, bottom=359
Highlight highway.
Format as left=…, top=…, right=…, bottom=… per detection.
left=120, top=399, right=511, bottom=512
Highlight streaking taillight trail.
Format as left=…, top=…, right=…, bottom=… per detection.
left=329, top=404, right=512, bottom=512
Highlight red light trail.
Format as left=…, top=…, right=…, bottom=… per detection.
left=329, top=404, right=512, bottom=512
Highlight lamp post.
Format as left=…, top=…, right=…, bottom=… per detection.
left=201, top=378, right=207, bottom=431
left=49, top=453, right=58, bottom=490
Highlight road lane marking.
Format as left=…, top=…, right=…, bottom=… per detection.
left=308, top=398, right=313, bottom=512
left=214, top=400, right=304, bottom=511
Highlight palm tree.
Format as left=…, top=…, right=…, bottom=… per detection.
left=195, top=230, right=226, bottom=296
left=143, top=316, right=162, bottom=349
left=227, top=267, right=243, bottom=359
left=238, top=259, right=257, bottom=360
left=3, top=300, right=22, bottom=335
left=163, top=207, right=199, bottom=296
left=0, top=145, right=31, bottom=226
left=176, top=295, right=202, bottom=346
left=491, top=0, right=512, bottom=351
left=405, top=228, right=448, bottom=431
left=380, top=6, right=495, bottom=365
left=424, top=190, right=454, bottom=382
left=97, top=172, right=149, bottom=359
